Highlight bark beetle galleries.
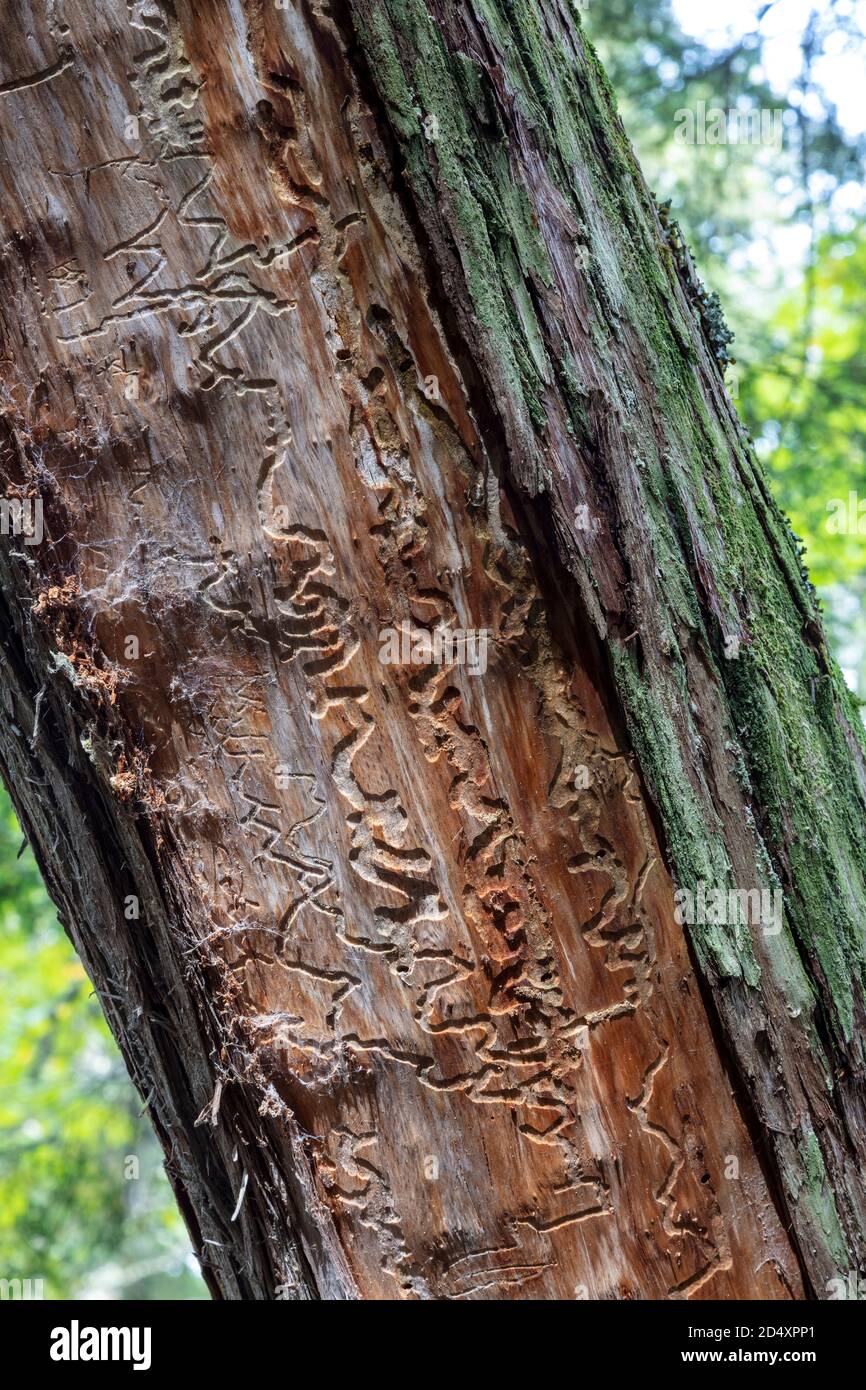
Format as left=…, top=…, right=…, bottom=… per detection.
left=0, top=0, right=862, bottom=1300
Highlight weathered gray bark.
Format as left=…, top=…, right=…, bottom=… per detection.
left=0, top=0, right=863, bottom=1299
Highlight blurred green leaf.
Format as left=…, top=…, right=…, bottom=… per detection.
left=0, top=790, right=206, bottom=1300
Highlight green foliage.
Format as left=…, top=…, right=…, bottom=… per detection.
left=587, top=0, right=866, bottom=695
left=0, top=790, right=205, bottom=1299
left=741, top=226, right=866, bottom=686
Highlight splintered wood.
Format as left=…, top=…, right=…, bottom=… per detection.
left=0, top=2, right=802, bottom=1298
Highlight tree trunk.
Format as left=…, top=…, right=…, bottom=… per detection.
left=1, top=0, right=863, bottom=1301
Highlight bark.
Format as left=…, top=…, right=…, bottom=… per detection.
left=0, top=0, right=862, bottom=1300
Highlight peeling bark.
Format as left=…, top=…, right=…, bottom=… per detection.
left=0, top=0, right=862, bottom=1299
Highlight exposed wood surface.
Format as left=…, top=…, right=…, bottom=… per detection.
left=0, top=0, right=860, bottom=1299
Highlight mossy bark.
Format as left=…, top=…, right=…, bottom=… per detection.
left=348, top=0, right=866, bottom=1288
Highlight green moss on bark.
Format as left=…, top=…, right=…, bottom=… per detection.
left=351, top=0, right=866, bottom=1284
left=352, top=0, right=866, bottom=1033
left=795, top=1131, right=849, bottom=1271
left=353, top=0, right=554, bottom=434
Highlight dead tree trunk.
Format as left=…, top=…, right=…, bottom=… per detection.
left=1, top=0, right=864, bottom=1300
